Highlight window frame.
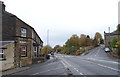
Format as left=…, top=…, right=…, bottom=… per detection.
left=20, top=45, right=27, bottom=57
left=21, top=28, right=27, bottom=37
left=0, top=49, right=6, bottom=61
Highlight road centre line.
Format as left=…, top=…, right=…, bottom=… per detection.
left=62, top=59, right=72, bottom=67
left=61, top=61, right=67, bottom=68
left=61, top=58, right=83, bottom=75
left=80, top=72, right=84, bottom=75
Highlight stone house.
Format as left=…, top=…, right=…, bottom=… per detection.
left=0, top=41, right=15, bottom=71
left=104, top=32, right=120, bottom=49
left=1, top=1, right=43, bottom=67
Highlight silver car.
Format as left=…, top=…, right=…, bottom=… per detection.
left=104, top=47, right=110, bottom=52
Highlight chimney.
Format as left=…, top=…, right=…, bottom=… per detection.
left=0, top=1, right=5, bottom=11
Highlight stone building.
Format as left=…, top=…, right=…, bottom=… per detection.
left=1, top=1, right=43, bottom=67
left=104, top=32, right=120, bottom=48
left=0, top=41, right=15, bottom=71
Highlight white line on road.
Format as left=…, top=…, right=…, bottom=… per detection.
left=61, top=58, right=83, bottom=75
left=97, top=64, right=120, bottom=72
left=81, top=58, right=120, bottom=72
left=87, top=58, right=119, bottom=64
left=62, top=59, right=72, bottom=67
left=74, top=68, right=76, bottom=70
left=80, top=72, right=84, bottom=75
left=61, top=61, right=67, bottom=68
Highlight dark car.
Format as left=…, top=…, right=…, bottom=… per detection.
left=46, top=54, right=50, bottom=59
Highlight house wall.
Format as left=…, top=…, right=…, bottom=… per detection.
left=104, top=33, right=120, bottom=48
left=1, top=2, right=43, bottom=67
left=0, top=43, right=14, bottom=71
left=14, top=18, right=33, bottom=67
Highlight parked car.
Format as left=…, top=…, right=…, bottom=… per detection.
left=46, top=54, right=50, bottom=59
left=104, top=47, right=110, bottom=52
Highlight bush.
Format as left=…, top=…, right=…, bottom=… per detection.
left=110, top=38, right=117, bottom=48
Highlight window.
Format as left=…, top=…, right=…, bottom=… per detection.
left=19, top=41, right=27, bottom=43
left=21, top=28, right=27, bottom=37
left=34, top=47, right=37, bottom=52
left=0, top=50, right=6, bottom=61
left=20, top=45, right=27, bottom=57
left=34, top=47, right=38, bottom=57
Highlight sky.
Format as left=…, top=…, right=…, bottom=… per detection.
left=1, top=0, right=120, bottom=47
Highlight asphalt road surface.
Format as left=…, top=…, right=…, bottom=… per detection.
left=11, top=46, right=120, bottom=76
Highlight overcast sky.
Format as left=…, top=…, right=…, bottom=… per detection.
left=2, top=0, right=120, bottom=47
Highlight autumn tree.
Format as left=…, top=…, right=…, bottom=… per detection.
left=79, top=34, right=87, bottom=47
left=41, top=45, right=52, bottom=56
left=79, top=34, right=93, bottom=47
left=114, top=24, right=120, bottom=32
left=54, top=45, right=63, bottom=53
left=94, top=32, right=103, bottom=45
left=64, top=34, right=80, bottom=54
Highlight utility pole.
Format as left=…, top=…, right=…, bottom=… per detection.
left=108, top=27, right=110, bottom=33
left=46, top=29, right=49, bottom=59
left=108, top=27, right=111, bottom=48
left=47, top=29, right=49, bottom=46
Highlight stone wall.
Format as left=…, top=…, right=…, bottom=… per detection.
left=0, top=42, right=15, bottom=71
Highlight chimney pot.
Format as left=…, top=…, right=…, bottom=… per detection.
left=0, top=1, right=5, bottom=11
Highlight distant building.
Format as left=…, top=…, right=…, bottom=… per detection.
left=0, top=1, right=43, bottom=68
left=104, top=32, right=120, bottom=48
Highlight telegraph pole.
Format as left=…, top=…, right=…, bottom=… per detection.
left=108, top=27, right=110, bottom=33
left=47, top=29, right=49, bottom=46
left=108, top=27, right=111, bottom=48
left=46, top=29, right=49, bottom=59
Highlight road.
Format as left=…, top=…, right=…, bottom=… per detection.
left=12, top=46, right=120, bottom=76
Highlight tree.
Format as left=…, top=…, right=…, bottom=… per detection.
left=116, top=38, right=120, bottom=56
left=79, top=34, right=93, bottom=47
left=94, top=32, right=103, bottom=45
left=113, top=24, right=120, bottom=33
left=54, top=45, right=63, bottom=53
left=79, top=34, right=87, bottom=47
left=64, top=34, right=80, bottom=54
left=41, top=45, right=52, bottom=55
left=65, top=34, right=80, bottom=48
left=110, top=38, right=117, bottom=48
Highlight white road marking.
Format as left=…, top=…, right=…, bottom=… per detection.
left=74, top=68, right=77, bottom=70
left=61, top=61, right=67, bottom=68
left=61, top=58, right=83, bottom=75
left=87, top=58, right=119, bottom=64
left=32, top=73, right=39, bottom=75
left=80, top=72, right=84, bottom=75
left=97, top=64, right=120, bottom=72
left=63, top=59, right=72, bottom=67
left=81, top=58, right=120, bottom=72
left=76, top=70, right=79, bottom=72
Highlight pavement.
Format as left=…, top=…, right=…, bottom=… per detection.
left=2, top=67, right=30, bottom=75
left=2, top=56, right=58, bottom=76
